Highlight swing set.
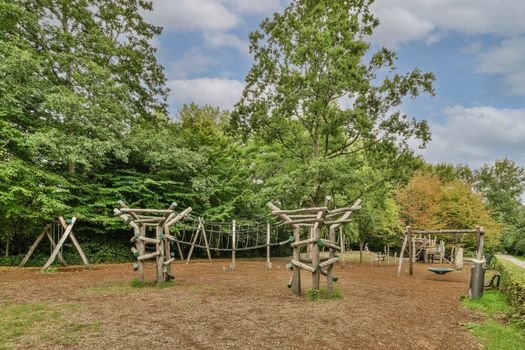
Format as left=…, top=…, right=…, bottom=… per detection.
left=396, top=226, right=485, bottom=277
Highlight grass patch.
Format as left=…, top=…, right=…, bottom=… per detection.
left=461, top=283, right=525, bottom=350
left=514, top=255, right=525, bottom=262
left=306, top=288, right=343, bottom=302
left=464, top=320, right=525, bottom=350
left=190, top=284, right=215, bottom=291
left=86, top=279, right=175, bottom=294
left=461, top=290, right=509, bottom=315
left=0, top=302, right=99, bottom=349
left=40, top=267, right=59, bottom=274
left=130, top=279, right=174, bottom=289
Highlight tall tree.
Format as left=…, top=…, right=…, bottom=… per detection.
left=4, top=0, right=167, bottom=173
left=232, top=0, right=435, bottom=206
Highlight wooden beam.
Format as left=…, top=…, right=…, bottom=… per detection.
left=19, top=224, right=51, bottom=267
left=42, top=217, right=77, bottom=270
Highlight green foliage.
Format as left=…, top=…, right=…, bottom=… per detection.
left=461, top=290, right=510, bottom=315
left=306, top=288, right=321, bottom=301
left=475, top=159, right=525, bottom=255
left=464, top=320, right=525, bottom=350
left=233, top=0, right=434, bottom=207
left=306, top=288, right=343, bottom=301
left=495, top=257, right=525, bottom=321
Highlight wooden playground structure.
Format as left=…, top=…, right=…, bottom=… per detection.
left=396, top=226, right=485, bottom=277
left=268, top=197, right=362, bottom=296
left=113, top=201, right=192, bottom=283
left=19, top=216, right=90, bottom=270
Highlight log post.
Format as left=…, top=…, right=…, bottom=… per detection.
left=137, top=225, right=145, bottom=282
left=339, top=226, right=345, bottom=268
left=231, top=220, right=236, bottom=270
left=326, top=226, right=336, bottom=297
left=19, top=224, right=51, bottom=267
left=408, top=227, right=413, bottom=276
left=185, top=220, right=201, bottom=264
left=266, top=222, right=272, bottom=269
left=476, top=226, right=484, bottom=260
left=201, top=217, right=212, bottom=262
left=292, top=227, right=301, bottom=295
left=156, top=225, right=164, bottom=282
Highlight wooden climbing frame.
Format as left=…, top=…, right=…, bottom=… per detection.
left=268, top=197, right=361, bottom=297
left=114, top=201, right=192, bottom=283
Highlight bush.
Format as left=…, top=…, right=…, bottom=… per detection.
left=494, top=257, right=525, bottom=321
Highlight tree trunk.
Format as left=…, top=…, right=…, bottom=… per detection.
left=5, top=239, right=9, bottom=257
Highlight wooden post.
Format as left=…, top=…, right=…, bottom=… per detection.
left=312, top=225, right=321, bottom=291
left=292, top=227, right=301, bottom=295
left=42, top=218, right=77, bottom=270
left=164, top=226, right=172, bottom=278
left=339, top=227, right=345, bottom=268
left=408, top=228, right=413, bottom=276
left=57, top=217, right=89, bottom=269
left=185, top=221, right=201, bottom=264
left=231, top=220, right=236, bottom=270
left=326, top=226, right=336, bottom=297
left=156, top=225, right=163, bottom=282
left=201, top=218, right=212, bottom=262
left=45, top=228, right=67, bottom=265
left=137, top=225, right=145, bottom=282
left=476, top=226, right=484, bottom=260
left=396, top=232, right=408, bottom=277
left=266, top=222, right=272, bottom=269
left=19, top=224, right=51, bottom=267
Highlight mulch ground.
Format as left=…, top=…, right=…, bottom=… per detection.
left=0, top=259, right=481, bottom=349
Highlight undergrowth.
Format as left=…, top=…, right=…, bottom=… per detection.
left=306, top=288, right=343, bottom=302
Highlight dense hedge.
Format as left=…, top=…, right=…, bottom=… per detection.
left=495, top=256, right=525, bottom=321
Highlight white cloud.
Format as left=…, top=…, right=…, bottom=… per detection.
left=167, top=78, right=245, bottom=110
left=477, top=37, right=525, bottom=95
left=371, top=6, right=433, bottom=48
left=420, top=106, right=525, bottom=168
left=223, top=0, right=282, bottom=14
left=371, top=1, right=525, bottom=47
left=170, top=50, right=218, bottom=79
left=145, top=0, right=283, bottom=33
left=203, top=32, right=249, bottom=57
left=145, top=0, right=239, bottom=32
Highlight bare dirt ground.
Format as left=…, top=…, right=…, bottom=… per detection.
left=0, top=259, right=481, bottom=350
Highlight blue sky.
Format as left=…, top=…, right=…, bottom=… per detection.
left=144, top=0, right=525, bottom=170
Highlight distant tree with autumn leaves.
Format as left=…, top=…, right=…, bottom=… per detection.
left=396, top=170, right=500, bottom=251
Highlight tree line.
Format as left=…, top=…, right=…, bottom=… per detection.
left=1, top=0, right=523, bottom=264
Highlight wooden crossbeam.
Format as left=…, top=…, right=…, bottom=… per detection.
left=42, top=217, right=77, bottom=270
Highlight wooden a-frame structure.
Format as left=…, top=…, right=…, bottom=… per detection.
left=396, top=226, right=484, bottom=277
left=20, top=216, right=90, bottom=270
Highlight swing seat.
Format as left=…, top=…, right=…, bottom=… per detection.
left=427, top=267, right=455, bottom=275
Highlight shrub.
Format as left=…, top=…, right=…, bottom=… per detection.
left=494, top=257, right=525, bottom=321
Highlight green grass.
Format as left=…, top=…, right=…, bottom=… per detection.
left=0, top=302, right=99, bottom=349
left=461, top=288, right=525, bottom=350
left=129, top=279, right=174, bottom=289
left=461, top=290, right=509, bottom=315
left=86, top=279, right=175, bottom=294
left=306, top=287, right=343, bottom=302
left=514, top=255, right=525, bottom=262
left=464, top=320, right=525, bottom=350
left=40, top=267, right=59, bottom=274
